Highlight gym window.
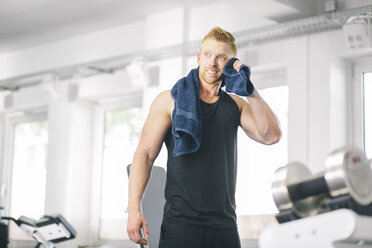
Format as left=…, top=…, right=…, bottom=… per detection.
left=364, top=72, right=372, bottom=158
left=236, top=85, right=288, bottom=238
left=352, top=59, right=372, bottom=159
left=2, top=113, right=48, bottom=240
left=98, top=105, right=143, bottom=240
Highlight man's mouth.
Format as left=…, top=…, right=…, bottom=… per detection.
left=206, top=69, right=218, bottom=75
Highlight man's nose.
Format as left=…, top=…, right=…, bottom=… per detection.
left=208, top=56, right=218, bottom=66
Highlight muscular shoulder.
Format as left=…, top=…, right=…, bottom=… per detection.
left=151, top=90, right=174, bottom=117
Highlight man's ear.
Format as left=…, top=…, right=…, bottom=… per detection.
left=197, top=53, right=200, bottom=66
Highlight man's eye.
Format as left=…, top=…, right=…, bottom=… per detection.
left=205, top=53, right=211, bottom=58
left=218, top=56, right=227, bottom=61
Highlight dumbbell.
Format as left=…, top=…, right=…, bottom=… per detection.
left=272, top=146, right=372, bottom=218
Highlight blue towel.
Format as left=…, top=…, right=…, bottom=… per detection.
left=171, top=59, right=254, bottom=157
left=222, top=58, right=254, bottom=96
left=171, top=68, right=202, bottom=157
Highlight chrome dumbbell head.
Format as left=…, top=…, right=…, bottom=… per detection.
left=324, top=146, right=372, bottom=206
left=272, top=146, right=372, bottom=219
left=272, top=162, right=324, bottom=218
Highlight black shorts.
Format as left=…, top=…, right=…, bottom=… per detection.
left=158, top=221, right=241, bottom=248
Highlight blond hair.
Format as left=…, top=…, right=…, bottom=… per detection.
left=201, top=27, right=237, bottom=56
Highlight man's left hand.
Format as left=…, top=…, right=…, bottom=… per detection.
left=233, top=60, right=250, bottom=72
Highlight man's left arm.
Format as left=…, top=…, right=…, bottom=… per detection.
left=232, top=60, right=282, bottom=145
left=240, top=90, right=282, bottom=144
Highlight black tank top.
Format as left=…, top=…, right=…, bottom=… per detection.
left=163, top=89, right=240, bottom=229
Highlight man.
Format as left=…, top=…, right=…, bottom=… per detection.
left=127, top=26, right=281, bottom=248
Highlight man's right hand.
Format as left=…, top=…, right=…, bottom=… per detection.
left=127, top=210, right=150, bottom=245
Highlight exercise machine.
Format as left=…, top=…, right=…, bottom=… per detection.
left=0, top=208, right=77, bottom=248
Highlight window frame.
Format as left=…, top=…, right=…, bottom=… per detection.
left=90, top=90, right=143, bottom=246
left=350, top=57, right=372, bottom=151
left=0, top=109, right=47, bottom=245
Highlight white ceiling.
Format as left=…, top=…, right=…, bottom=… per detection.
left=0, top=0, right=371, bottom=54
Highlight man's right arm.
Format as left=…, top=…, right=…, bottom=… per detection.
left=127, top=90, right=173, bottom=245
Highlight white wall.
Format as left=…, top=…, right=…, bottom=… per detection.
left=0, top=3, right=367, bottom=247
left=307, top=30, right=349, bottom=172
left=45, top=97, right=95, bottom=248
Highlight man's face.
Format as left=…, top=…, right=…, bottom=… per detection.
left=197, top=39, right=234, bottom=85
